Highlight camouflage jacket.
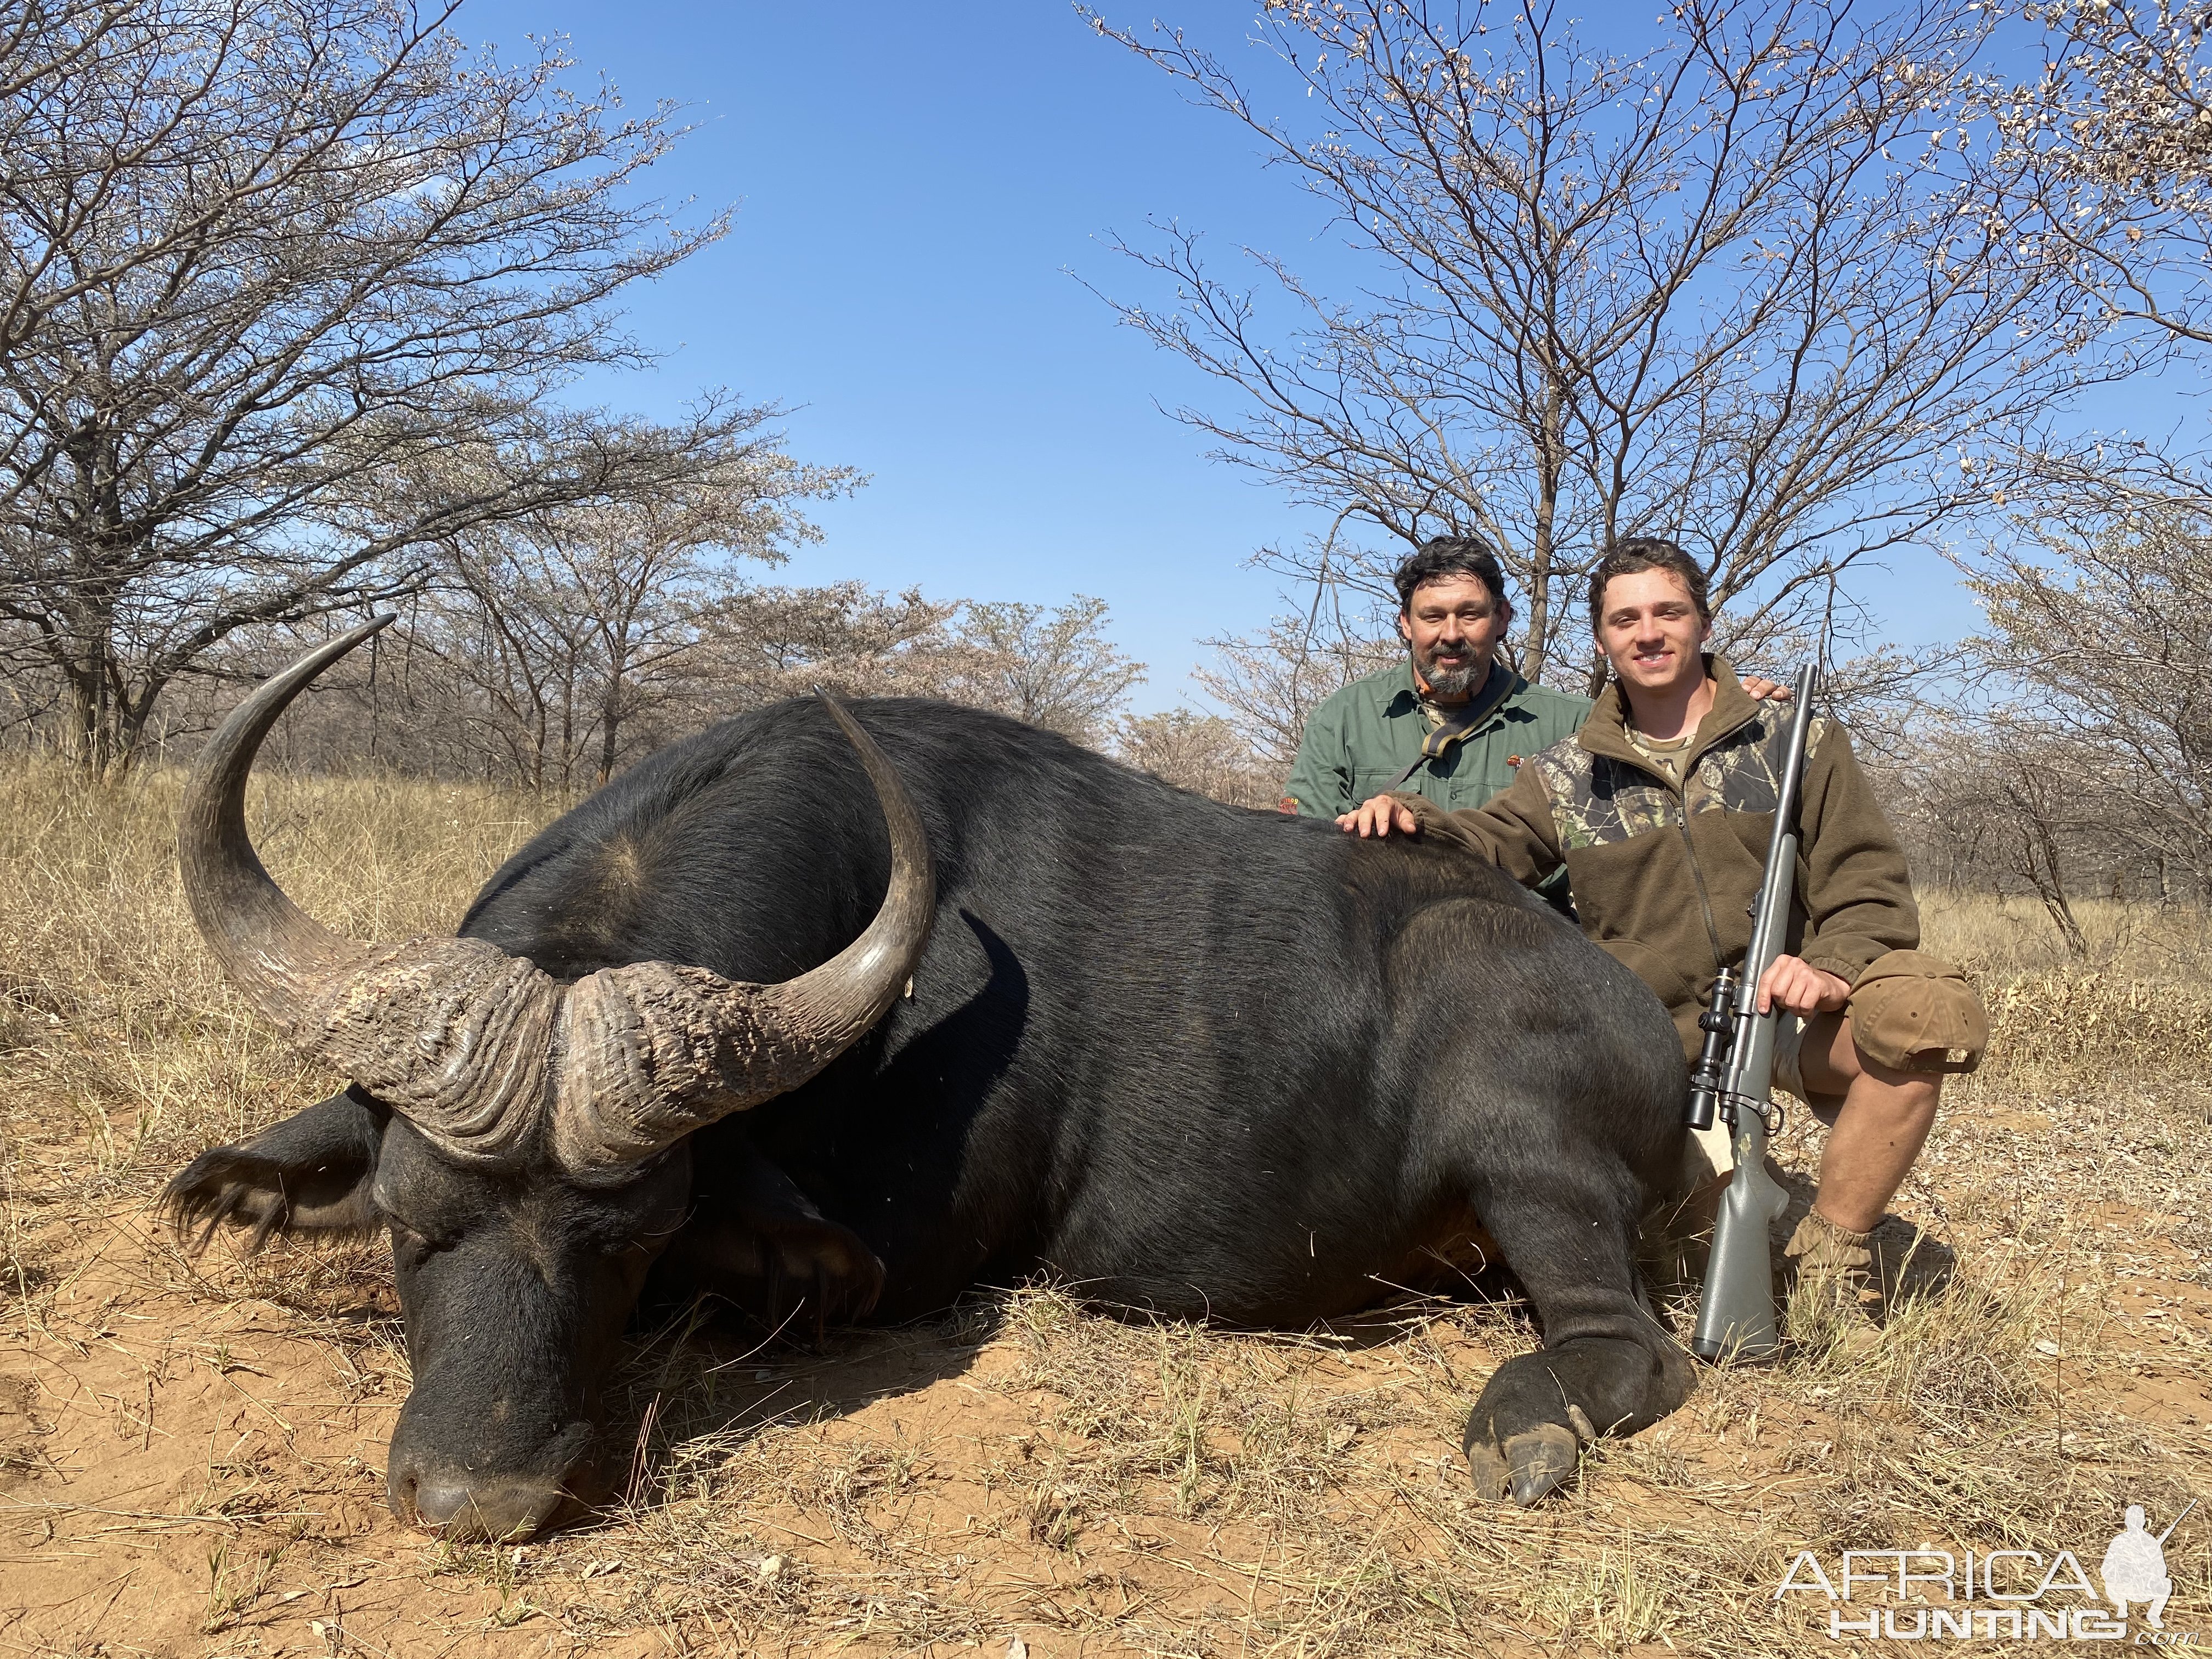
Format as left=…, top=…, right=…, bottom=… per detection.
left=1391, top=658, right=1920, bottom=1059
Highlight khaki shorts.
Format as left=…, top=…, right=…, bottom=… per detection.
left=1684, top=1016, right=1808, bottom=1187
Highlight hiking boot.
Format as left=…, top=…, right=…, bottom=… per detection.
left=1784, top=1210, right=1883, bottom=1334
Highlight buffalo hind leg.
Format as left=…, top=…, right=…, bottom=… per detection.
left=1461, top=1167, right=1696, bottom=1504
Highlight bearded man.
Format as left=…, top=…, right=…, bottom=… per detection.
left=1282, top=538, right=1590, bottom=820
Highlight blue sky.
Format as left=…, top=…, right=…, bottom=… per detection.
left=462, top=1, right=2202, bottom=710
left=461, top=0, right=1340, bottom=712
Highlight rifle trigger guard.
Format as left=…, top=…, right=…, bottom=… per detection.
left=1719, top=1090, right=1786, bottom=1139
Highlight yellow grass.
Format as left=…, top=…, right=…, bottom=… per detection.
left=0, top=759, right=549, bottom=1186
left=1, top=757, right=2207, bottom=1656
left=1922, top=892, right=2212, bottom=1087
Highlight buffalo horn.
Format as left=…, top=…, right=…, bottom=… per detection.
left=177, top=617, right=561, bottom=1165
left=549, top=696, right=935, bottom=1178
left=179, top=621, right=934, bottom=1178
left=176, top=619, right=390, bottom=1030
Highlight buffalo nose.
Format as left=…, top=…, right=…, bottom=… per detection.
left=392, top=1468, right=568, bottom=1540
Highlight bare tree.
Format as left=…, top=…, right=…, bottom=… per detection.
left=684, top=582, right=966, bottom=710
left=1961, top=501, right=2212, bottom=900
left=170, top=576, right=1160, bottom=792
left=0, top=0, right=736, bottom=772
left=1882, top=712, right=2107, bottom=953
left=945, top=597, right=1147, bottom=744
left=690, top=590, right=1149, bottom=747
left=198, top=577, right=964, bottom=792
left=1193, top=610, right=1399, bottom=772
left=1870, top=494, right=2212, bottom=953
left=1985, top=0, right=2212, bottom=348
left=1998, top=762, right=2091, bottom=956
left=1092, top=0, right=2113, bottom=689
left=528, top=438, right=849, bottom=787
left=351, top=417, right=848, bottom=792
left=1116, top=708, right=1282, bottom=808
left=425, top=539, right=594, bottom=792
left=0, top=1, right=141, bottom=354
left=1945, top=4, right=2212, bottom=926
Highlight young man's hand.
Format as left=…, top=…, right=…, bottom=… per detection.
left=1336, top=795, right=1420, bottom=838
left=1741, top=675, right=1791, bottom=702
left=1756, top=953, right=1852, bottom=1016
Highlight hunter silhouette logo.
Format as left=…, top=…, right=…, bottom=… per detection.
left=1775, top=1499, right=2200, bottom=1643
left=2103, top=1501, right=2194, bottom=1631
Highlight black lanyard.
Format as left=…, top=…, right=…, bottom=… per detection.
left=1382, top=696, right=1490, bottom=792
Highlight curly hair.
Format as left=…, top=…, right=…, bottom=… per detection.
left=1392, top=537, right=1509, bottom=613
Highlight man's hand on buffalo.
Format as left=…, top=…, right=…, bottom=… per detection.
left=1336, top=793, right=1422, bottom=838
left=1754, top=953, right=1852, bottom=1018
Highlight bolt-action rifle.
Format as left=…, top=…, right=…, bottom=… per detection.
left=1685, top=662, right=1820, bottom=1362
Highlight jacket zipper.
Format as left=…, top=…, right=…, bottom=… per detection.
left=1677, top=816, right=1728, bottom=977
left=1616, top=711, right=1758, bottom=979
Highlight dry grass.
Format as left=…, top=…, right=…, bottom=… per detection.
left=0, top=758, right=548, bottom=1203
left=1, top=758, right=2208, bottom=1656
left=1924, top=891, right=2212, bottom=1093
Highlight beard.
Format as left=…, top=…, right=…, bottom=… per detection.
left=1415, top=643, right=1486, bottom=699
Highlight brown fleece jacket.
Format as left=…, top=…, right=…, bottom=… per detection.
left=1391, top=658, right=1920, bottom=1059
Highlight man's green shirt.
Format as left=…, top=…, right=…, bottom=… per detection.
left=1284, top=658, right=1593, bottom=819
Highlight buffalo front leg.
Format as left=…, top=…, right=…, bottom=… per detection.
left=651, top=1141, right=885, bottom=1340
left=1460, top=1170, right=1696, bottom=1504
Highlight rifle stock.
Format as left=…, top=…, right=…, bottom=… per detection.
left=1691, top=1079, right=1792, bottom=1360
left=1689, top=663, right=1820, bottom=1363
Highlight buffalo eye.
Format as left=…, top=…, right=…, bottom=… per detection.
left=382, top=1215, right=445, bottom=1261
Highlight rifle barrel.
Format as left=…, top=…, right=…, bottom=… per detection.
left=2155, top=1497, right=2197, bottom=1545
left=1735, top=663, right=1821, bottom=1016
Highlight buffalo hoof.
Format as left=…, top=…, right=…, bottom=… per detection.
left=1466, top=1420, right=1581, bottom=1505
left=389, top=1470, right=581, bottom=1541
left=1462, top=1334, right=1690, bottom=1504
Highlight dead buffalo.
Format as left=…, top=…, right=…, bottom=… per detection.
left=167, top=619, right=1696, bottom=1538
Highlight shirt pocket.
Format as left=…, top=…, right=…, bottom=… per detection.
left=1352, top=765, right=1415, bottom=800
left=1445, top=770, right=1508, bottom=812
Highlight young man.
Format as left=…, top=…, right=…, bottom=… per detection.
left=1340, top=538, right=1987, bottom=1311
left=1282, top=538, right=1591, bottom=820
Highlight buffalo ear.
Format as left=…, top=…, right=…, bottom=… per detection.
left=166, top=1087, right=389, bottom=1253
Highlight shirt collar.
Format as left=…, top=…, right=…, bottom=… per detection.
left=1581, top=654, right=1763, bottom=769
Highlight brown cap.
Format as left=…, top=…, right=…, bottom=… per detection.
left=1847, top=950, right=1989, bottom=1074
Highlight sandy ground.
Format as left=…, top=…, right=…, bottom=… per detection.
left=4, top=1081, right=2211, bottom=1657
